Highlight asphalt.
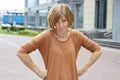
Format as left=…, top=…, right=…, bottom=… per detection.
left=0, top=34, right=120, bottom=80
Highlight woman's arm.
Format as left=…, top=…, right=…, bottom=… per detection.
left=77, top=49, right=102, bottom=76
left=75, top=30, right=102, bottom=76
left=17, top=53, right=47, bottom=79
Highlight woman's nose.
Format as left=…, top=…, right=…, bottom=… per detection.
left=59, top=23, right=64, bottom=27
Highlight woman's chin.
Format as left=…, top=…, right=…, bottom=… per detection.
left=59, top=30, right=66, bottom=33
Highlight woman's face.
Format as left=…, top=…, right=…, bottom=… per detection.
left=55, top=14, right=68, bottom=34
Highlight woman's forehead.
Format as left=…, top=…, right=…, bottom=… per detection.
left=57, top=14, right=67, bottom=21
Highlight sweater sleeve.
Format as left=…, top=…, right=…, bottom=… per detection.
left=17, top=30, right=48, bottom=54
left=76, top=30, right=101, bottom=53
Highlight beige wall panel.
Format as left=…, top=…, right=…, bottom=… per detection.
left=83, top=0, right=95, bottom=31
left=106, top=0, right=113, bottom=30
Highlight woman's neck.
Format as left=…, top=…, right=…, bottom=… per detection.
left=57, top=30, right=68, bottom=38
left=54, top=29, right=71, bottom=41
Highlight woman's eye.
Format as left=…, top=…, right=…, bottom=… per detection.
left=63, top=20, right=66, bottom=22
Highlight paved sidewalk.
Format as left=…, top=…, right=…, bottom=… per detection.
left=0, top=34, right=120, bottom=80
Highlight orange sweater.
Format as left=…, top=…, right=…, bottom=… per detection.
left=17, top=29, right=100, bottom=80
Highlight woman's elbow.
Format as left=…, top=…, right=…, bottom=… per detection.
left=16, top=52, right=28, bottom=58
left=16, top=52, right=23, bottom=58
left=98, top=49, right=102, bottom=56
left=94, top=48, right=102, bottom=56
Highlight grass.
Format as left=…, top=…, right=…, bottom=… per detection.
left=17, top=30, right=39, bottom=36
left=0, top=26, right=40, bottom=37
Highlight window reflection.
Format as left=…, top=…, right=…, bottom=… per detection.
left=27, top=12, right=35, bottom=28
left=27, top=0, right=35, bottom=8
left=39, top=10, right=48, bottom=28
left=77, top=4, right=83, bottom=29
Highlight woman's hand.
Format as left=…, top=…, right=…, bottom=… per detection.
left=77, top=50, right=102, bottom=77
left=36, top=70, right=48, bottom=79
left=77, top=67, right=88, bottom=77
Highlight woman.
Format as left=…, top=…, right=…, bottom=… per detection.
left=17, top=3, right=102, bottom=80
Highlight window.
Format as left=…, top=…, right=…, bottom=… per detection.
left=39, top=0, right=47, bottom=4
left=77, top=4, right=83, bottom=29
left=95, top=0, right=107, bottom=29
left=27, top=0, right=35, bottom=8
left=39, top=10, right=48, bottom=27
left=27, top=12, right=35, bottom=28
left=39, top=0, right=52, bottom=4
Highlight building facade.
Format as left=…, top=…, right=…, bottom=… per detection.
left=24, top=0, right=84, bottom=30
left=24, top=0, right=120, bottom=41
left=3, top=12, right=24, bottom=25
left=112, top=0, right=120, bottom=41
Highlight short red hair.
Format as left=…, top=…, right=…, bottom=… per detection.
left=47, top=4, right=74, bottom=31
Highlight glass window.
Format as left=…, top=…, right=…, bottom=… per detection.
left=39, top=0, right=47, bottom=4
left=27, top=12, right=35, bottom=28
left=77, top=4, right=83, bottom=29
left=27, top=0, right=35, bottom=8
left=39, top=10, right=48, bottom=27
left=95, top=0, right=107, bottom=29
left=39, top=0, right=52, bottom=4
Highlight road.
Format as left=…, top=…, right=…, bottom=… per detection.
left=0, top=34, right=120, bottom=80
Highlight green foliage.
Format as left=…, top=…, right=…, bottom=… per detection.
left=17, top=30, right=39, bottom=36
left=0, top=26, right=39, bottom=37
left=1, top=26, right=10, bottom=32
left=1, top=26, right=9, bottom=30
left=10, top=26, right=25, bottom=31
left=1, top=26, right=25, bottom=31
left=0, top=26, right=1, bottom=30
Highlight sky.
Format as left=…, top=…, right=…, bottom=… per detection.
left=0, top=0, right=24, bottom=12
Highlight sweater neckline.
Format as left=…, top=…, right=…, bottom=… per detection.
left=49, top=29, right=72, bottom=43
